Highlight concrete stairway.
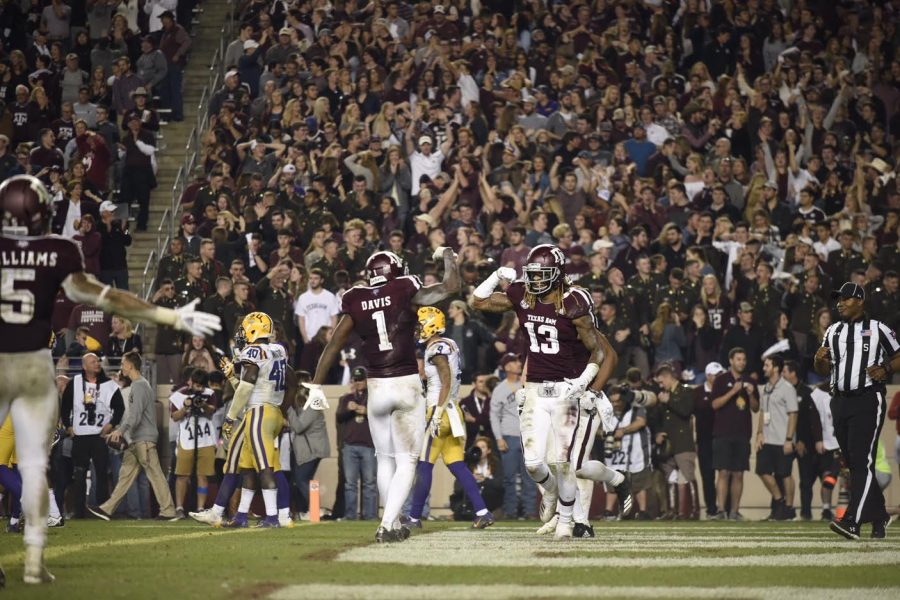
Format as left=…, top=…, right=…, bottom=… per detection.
left=126, top=1, right=232, bottom=352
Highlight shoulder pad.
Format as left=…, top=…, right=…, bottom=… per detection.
left=238, top=345, right=264, bottom=363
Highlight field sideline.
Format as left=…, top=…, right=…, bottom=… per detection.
left=1, top=520, right=899, bottom=599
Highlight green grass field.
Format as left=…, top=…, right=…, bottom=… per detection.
left=2, top=519, right=899, bottom=599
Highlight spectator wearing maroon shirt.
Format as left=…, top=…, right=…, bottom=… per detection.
left=499, top=226, right=531, bottom=274
left=710, top=347, right=760, bottom=521
left=73, top=213, right=102, bottom=276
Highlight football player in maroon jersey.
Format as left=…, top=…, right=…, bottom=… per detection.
left=303, top=247, right=460, bottom=543
left=0, top=175, right=221, bottom=586
left=471, top=244, right=620, bottom=539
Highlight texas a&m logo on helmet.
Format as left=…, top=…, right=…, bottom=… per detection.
left=524, top=244, right=566, bottom=295
left=365, top=251, right=407, bottom=286
left=1, top=175, right=54, bottom=236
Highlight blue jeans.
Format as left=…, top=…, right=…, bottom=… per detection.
left=342, top=445, right=377, bottom=520
left=109, top=449, right=149, bottom=518
left=160, top=64, right=184, bottom=121
left=500, top=435, right=536, bottom=517
left=291, top=458, right=321, bottom=513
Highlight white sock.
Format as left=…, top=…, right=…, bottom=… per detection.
left=238, top=488, right=255, bottom=514
left=47, top=489, right=60, bottom=519
left=212, top=504, right=225, bottom=517
left=476, top=508, right=488, bottom=516
left=573, top=478, right=594, bottom=524
left=278, top=507, right=290, bottom=520
left=530, top=462, right=557, bottom=492
left=9, top=516, right=20, bottom=525
left=556, top=466, right=576, bottom=524
left=262, top=488, right=277, bottom=517
left=578, top=460, right=623, bottom=485
left=380, top=457, right=416, bottom=529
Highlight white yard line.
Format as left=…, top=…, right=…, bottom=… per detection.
left=336, top=529, right=900, bottom=568
left=0, top=527, right=266, bottom=563
left=270, top=584, right=900, bottom=600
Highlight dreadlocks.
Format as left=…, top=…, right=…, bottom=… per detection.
left=524, top=277, right=571, bottom=315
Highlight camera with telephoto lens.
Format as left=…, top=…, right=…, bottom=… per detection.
left=184, top=393, right=207, bottom=417
left=612, top=385, right=656, bottom=409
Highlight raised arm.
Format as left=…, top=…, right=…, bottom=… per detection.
left=412, top=247, right=461, bottom=305
left=470, top=266, right=517, bottom=313
left=62, top=271, right=220, bottom=337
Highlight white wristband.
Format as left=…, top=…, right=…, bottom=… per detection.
left=473, top=271, right=502, bottom=299
left=579, top=363, right=599, bottom=385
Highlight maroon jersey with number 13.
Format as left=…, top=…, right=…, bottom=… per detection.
left=506, top=281, right=594, bottom=383
left=341, top=275, right=422, bottom=378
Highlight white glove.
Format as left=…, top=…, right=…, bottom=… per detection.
left=497, top=266, right=517, bottom=281
left=596, top=390, right=616, bottom=433
left=563, top=364, right=599, bottom=403
left=515, top=388, right=526, bottom=415
left=578, top=388, right=597, bottom=412
left=432, top=245, right=454, bottom=261
left=301, top=383, right=330, bottom=410
left=429, top=405, right=445, bottom=437
left=172, top=298, right=222, bottom=337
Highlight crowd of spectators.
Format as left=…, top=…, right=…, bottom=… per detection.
left=12, top=0, right=900, bottom=522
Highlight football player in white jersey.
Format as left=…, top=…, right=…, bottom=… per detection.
left=221, top=312, right=296, bottom=527
left=404, top=307, right=494, bottom=529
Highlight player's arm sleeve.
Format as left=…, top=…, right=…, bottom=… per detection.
left=109, top=388, right=125, bottom=427
left=60, top=380, right=74, bottom=428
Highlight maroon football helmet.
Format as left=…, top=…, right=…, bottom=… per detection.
left=0, top=175, right=53, bottom=236
left=365, top=251, right=407, bottom=286
left=524, top=244, right=566, bottom=295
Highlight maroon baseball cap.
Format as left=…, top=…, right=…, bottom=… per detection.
left=181, top=214, right=196, bottom=225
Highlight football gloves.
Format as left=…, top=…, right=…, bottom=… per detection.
left=301, top=383, right=330, bottom=410
left=222, top=417, right=235, bottom=440
left=429, top=405, right=445, bottom=438
left=219, top=356, right=234, bottom=379
left=172, top=298, right=222, bottom=337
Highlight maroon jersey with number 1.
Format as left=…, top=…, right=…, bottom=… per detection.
left=506, top=281, right=594, bottom=383
left=0, top=234, right=85, bottom=352
left=341, top=275, right=421, bottom=378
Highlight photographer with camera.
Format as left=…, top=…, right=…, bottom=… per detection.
left=61, top=352, right=125, bottom=519
left=169, top=369, right=220, bottom=520
left=603, top=382, right=656, bottom=520
left=88, top=352, right=177, bottom=520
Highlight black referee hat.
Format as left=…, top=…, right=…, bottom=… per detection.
left=831, top=282, right=865, bottom=301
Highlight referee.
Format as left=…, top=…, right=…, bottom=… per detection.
left=814, top=282, right=897, bottom=540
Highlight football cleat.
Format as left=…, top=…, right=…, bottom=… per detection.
left=536, top=513, right=558, bottom=535
left=6, top=520, right=22, bottom=534
left=553, top=520, right=574, bottom=541
left=189, top=508, right=223, bottom=528
left=256, top=516, right=280, bottom=528
left=830, top=518, right=860, bottom=540
left=224, top=514, right=249, bottom=528
left=395, top=524, right=411, bottom=540
left=614, top=473, right=634, bottom=517
left=400, top=515, right=422, bottom=529
left=472, top=511, right=495, bottom=529
left=539, top=487, right=559, bottom=523
left=573, top=522, right=595, bottom=538
left=23, top=547, right=54, bottom=585
left=375, top=526, right=399, bottom=543
left=279, top=515, right=295, bottom=528
left=47, top=515, right=65, bottom=528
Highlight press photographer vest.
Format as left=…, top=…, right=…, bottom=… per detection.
left=169, top=388, right=217, bottom=449
left=605, top=409, right=646, bottom=473
left=72, top=375, right=118, bottom=436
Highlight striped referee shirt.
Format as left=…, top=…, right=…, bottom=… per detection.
left=821, top=318, right=900, bottom=392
